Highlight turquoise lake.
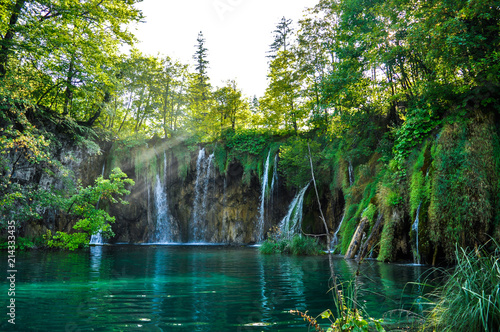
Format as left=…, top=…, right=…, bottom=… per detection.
left=1, top=245, right=436, bottom=331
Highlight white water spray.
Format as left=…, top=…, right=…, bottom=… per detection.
left=330, top=211, right=346, bottom=250
left=90, top=162, right=106, bottom=245
left=348, top=160, right=354, bottom=186
left=279, top=183, right=310, bottom=239
left=412, top=202, right=422, bottom=264
left=191, top=148, right=215, bottom=242
left=257, top=151, right=271, bottom=241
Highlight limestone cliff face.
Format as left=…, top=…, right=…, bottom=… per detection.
left=107, top=142, right=295, bottom=244
left=9, top=139, right=108, bottom=240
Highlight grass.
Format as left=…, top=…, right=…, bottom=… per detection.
left=424, top=244, right=500, bottom=331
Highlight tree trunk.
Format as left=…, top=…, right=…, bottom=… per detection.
left=63, top=57, right=75, bottom=116
left=357, top=214, right=384, bottom=262
left=344, top=218, right=368, bottom=260
left=0, top=0, right=26, bottom=78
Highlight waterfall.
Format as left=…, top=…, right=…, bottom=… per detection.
left=270, top=154, right=278, bottom=197
left=152, top=173, right=173, bottom=243
left=279, top=183, right=310, bottom=239
left=90, top=162, right=106, bottom=245
left=257, top=151, right=271, bottom=242
left=89, top=233, right=104, bottom=245
left=348, top=160, right=354, bottom=186
left=412, top=202, right=422, bottom=264
left=191, top=148, right=215, bottom=242
left=330, top=210, right=346, bottom=250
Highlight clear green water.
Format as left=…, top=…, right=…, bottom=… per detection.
left=1, top=245, right=435, bottom=331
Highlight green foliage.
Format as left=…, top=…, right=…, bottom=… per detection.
left=221, top=129, right=274, bottom=184
left=213, top=144, right=227, bottom=175
left=339, top=204, right=359, bottom=254
left=393, top=109, right=440, bottom=177
left=428, top=116, right=498, bottom=260
left=409, top=141, right=432, bottom=218
left=290, top=277, right=385, bottom=332
left=259, top=229, right=323, bottom=255
left=377, top=213, right=397, bottom=263
left=44, top=230, right=89, bottom=251
left=279, top=136, right=324, bottom=188
left=362, top=204, right=377, bottom=225
left=425, top=245, right=500, bottom=332
left=224, top=129, right=270, bottom=156
left=45, top=168, right=134, bottom=250
left=0, top=236, right=34, bottom=251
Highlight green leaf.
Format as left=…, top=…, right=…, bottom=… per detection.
left=321, top=309, right=332, bottom=319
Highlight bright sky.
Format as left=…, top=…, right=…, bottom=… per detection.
left=130, top=0, right=318, bottom=98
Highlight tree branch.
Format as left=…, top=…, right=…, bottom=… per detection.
left=307, top=142, right=331, bottom=246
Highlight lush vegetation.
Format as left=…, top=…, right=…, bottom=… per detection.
left=1, top=1, right=499, bottom=331
left=424, top=244, right=500, bottom=332
left=260, top=227, right=324, bottom=255
left=1, top=0, right=499, bottom=263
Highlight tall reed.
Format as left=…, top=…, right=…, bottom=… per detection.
left=425, top=244, right=500, bottom=331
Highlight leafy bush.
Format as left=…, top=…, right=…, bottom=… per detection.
left=393, top=108, right=440, bottom=176
left=259, top=233, right=323, bottom=256
left=45, top=168, right=134, bottom=250
left=0, top=236, right=35, bottom=250
left=224, top=129, right=269, bottom=156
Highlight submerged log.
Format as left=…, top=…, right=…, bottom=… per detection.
left=344, top=217, right=368, bottom=260
left=357, top=213, right=384, bottom=262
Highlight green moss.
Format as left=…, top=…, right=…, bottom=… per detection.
left=362, top=203, right=377, bottom=225
left=378, top=212, right=397, bottom=262
left=214, top=145, right=227, bottom=175
left=409, top=140, right=432, bottom=218
left=428, top=114, right=498, bottom=260
left=340, top=204, right=359, bottom=254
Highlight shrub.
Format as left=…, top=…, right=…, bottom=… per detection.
left=259, top=234, right=323, bottom=255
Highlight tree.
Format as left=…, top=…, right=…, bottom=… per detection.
left=213, top=80, right=249, bottom=132
left=268, top=17, right=294, bottom=59
left=261, top=48, right=305, bottom=132
left=192, top=31, right=210, bottom=101
left=0, top=0, right=143, bottom=122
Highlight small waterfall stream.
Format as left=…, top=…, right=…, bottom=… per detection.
left=348, top=160, right=354, bottom=186
left=257, top=151, right=271, bottom=242
left=90, top=162, right=106, bottom=245
left=152, top=174, right=173, bottom=243
left=330, top=211, right=346, bottom=250
left=191, top=148, right=215, bottom=242
left=279, top=183, right=310, bottom=239
left=412, top=202, right=422, bottom=264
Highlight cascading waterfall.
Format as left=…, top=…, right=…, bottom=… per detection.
left=348, top=160, right=354, bottom=186
left=90, top=162, right=106, bottom=245
left=152, top=174, right=173, bottom=243
left=270, top=154, right=278, bottom=196
left=279, top=183, right=310, bottom=239
left=257, top=151, right=271, bottom=242
left=191, top=148, right=215, bottom=242
left=151, top=151, right=177, bottom=243
left=330, top=211, right=346, bottom=250
left=412, top=202, right=422, bottom=264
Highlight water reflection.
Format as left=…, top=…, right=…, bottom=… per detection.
left=2, top=246, right=440, bottom=331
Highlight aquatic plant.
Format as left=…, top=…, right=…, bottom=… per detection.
left=424, top=244, right=500, bottom=331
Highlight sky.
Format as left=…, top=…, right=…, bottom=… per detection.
left=130, top=0, right=319, bottom=98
